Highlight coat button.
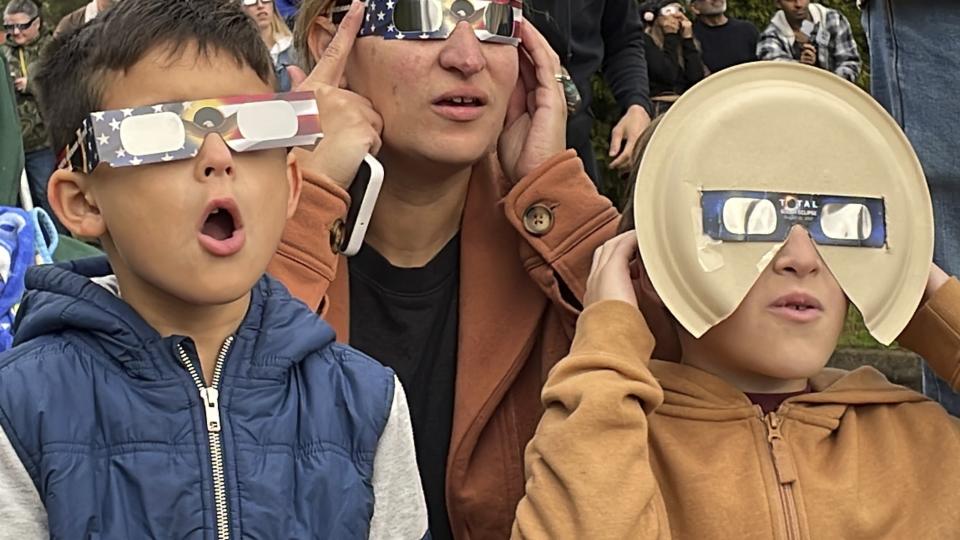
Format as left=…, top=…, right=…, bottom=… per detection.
left=523, top=204, right=554, bottom=236
left=330, top=219, right=345, bottom=254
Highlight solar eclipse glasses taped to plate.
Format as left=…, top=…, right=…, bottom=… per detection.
left=58, top=92, right=322, bottom=173
left=633, top=62, right=933, bottom=345
left=333, top=0, right=522, bottom=45
left=701, top=191, right=886, bottom=248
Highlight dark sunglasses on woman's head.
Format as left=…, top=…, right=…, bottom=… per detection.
left=241, top=0, right=273, bottom=6
left=3, top=15, right=39, bottom=33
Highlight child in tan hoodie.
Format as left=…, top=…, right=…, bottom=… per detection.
left=513, top=223, right=960, bottom=539
left=513, top=227, right=960, bottom=540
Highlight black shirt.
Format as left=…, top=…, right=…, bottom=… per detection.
left=644, top=32, right=705, bottom=97
left=349, top=235, right=460, bottom=540
left=693, top=17, right=759, bottom=74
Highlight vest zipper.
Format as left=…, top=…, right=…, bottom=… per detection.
left=177, top=336, right=235, bottom=540
left=763, top=412, right=802, bottom=540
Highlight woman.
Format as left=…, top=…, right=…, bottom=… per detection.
left=640, top=0, right=705, bottom=115
left=267, top=1, right=619, bottom=538
left=240, top=0, right=305, bottom=91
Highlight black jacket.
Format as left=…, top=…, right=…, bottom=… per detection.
left=527, top=0, right=653, bottom=116
left=644, top=32, right=705, bottom=96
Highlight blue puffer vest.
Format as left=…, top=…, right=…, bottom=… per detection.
left=0, top=257, right=395, bottom=539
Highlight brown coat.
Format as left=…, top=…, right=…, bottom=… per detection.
left=53, top=6, right=86, bottom=37
left=514, top=280, right=960, bottom=539
left=268, top=150, right=618, bottom=538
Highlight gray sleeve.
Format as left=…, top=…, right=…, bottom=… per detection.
left=0, top=427, right=47, bottom=539
left=368, top=377, right=429, bottom=540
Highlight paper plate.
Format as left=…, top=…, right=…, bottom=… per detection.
left=634, top=62, right=933, bottom=345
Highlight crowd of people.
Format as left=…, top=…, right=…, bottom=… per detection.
left=0, top=0, right=956, bottom=539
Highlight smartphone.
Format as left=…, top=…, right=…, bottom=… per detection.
left=341, top=154, right=384, bottom=257
left=799, top=20, right=816, bottom=40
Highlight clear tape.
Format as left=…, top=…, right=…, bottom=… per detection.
left=693, top=207, right=724, bottom=272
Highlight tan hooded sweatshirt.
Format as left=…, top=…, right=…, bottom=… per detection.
left=514, top=279, right=960, bottom=539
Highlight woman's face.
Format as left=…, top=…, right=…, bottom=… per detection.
left=242, top=0, right=274, bottom=31
left=3, top=12, right=40, bottom=46
left=346, top=22, right=519, bottom=168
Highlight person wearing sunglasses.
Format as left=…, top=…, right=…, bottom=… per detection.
left=240, top=0, right=307, bottom=91
left=267, top=1, right=619, bottom=537
left=2, top=0, right=62, bottom=231
left=53, top=0, right=115, bottom=37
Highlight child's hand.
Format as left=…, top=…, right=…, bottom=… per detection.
left=924, top=263, right=950, bottom=303
left=584, top=232, right=641, bottom=309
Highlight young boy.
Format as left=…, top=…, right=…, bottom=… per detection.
left=0, top=0, right=427, bottom=538
left=513, top=63, right=960, bottom=539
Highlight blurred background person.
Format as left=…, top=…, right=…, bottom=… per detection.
left=275, top=0, right=299, bottom=28
left=241, top=0, right=305, bottom=92
left=54, top=0, right=114, bottom=36
left=757, top=0, right=860, bottom=82
left=527, top=0, right=653, bottom=179
left=640, top=0, right=705, bottom=116
left=861, top=0, right=960, bottom=414
left=691, top=0, right=758, bottom=74
left=3, top=0, right=61, bottom=230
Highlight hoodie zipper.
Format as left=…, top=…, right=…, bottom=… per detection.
left=177, top=336, right=235, bottom=540
left=763, top=412, right=802, bottom=540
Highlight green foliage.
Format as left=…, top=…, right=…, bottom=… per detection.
left=590, top=0, right=869, bottom=207
left=40, top=0, right=88, bottom=29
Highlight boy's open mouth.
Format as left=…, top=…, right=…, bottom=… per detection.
left=197, top=198, right=246, bottom=257
left=768, top=292, right=824, bottom=322
left=202, top=207, right=237, bottom=241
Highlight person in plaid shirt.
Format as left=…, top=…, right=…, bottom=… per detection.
left=757, top=0, right=860, bottom=82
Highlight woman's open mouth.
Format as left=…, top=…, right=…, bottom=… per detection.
left=431, top=90, right=488, bottom=122
left=197, top=198, right=246, bottom=257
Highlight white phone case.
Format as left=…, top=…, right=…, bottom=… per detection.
left=341, top=154, right=384, bottom=257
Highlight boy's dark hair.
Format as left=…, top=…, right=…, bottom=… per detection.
left=35, top=0, right=274, bottom=155
left=617, top=114, right=664, bottom=234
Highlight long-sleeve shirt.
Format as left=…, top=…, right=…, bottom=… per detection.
left=757, top=4, right=861, bottom=82
left=643, top=32, right=705, bottom=97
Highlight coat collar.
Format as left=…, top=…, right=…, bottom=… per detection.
left=653, top=359, right=927, bottom=429
left=16, top=256, right=337, bottom=381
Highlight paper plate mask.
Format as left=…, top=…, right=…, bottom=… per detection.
left=633, top=62, right=933, bottom=345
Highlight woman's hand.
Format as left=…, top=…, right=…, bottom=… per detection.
left=498, top=22, right=568, bottom=185
left=680, top=15, right=694, bottom=39
left=294, top=1, right=383, bottom=190
left=584, top=232, right=641, bottom=309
